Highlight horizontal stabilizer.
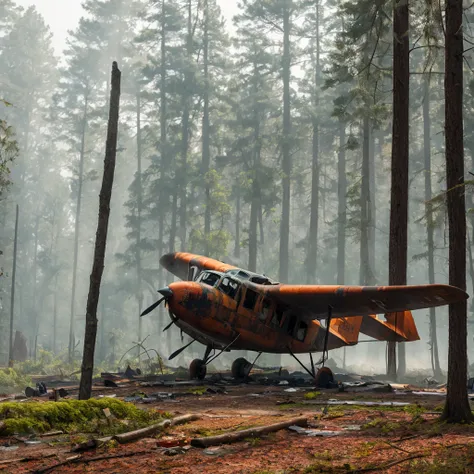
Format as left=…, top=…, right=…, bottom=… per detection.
left=360, top=311, right=420, bottom=342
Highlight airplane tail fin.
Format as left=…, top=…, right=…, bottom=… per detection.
left=360, top=311, right=420, bottom=342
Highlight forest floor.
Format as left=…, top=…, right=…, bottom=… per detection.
left=1, top=379, right=474, bottom=474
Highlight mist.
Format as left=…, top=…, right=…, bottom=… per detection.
left=0, top=0, right=467, bottom=379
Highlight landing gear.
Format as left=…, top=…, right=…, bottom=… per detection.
left=315, top=366, right=334, bottom=388
left=189, top=359, right=207, bottom=380
left=231, top=357, right=252, bottom=378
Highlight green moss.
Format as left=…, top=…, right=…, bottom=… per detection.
left=0, top=398, right=167, bottom=435
left=0, top=368, right=32, bottom=394
left=304, top=392, right=321, bottom=400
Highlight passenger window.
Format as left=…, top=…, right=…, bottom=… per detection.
left=272, top=306, right=284, bottom=327
left=260, top=298, right=271, bottom=322
left=296, top=321, right=308, bottom=342
left=287, top=314, right=297, bottom=336
left=243, top=288, right=258, bottom=310
left=218, top=277, right=240, bottom=300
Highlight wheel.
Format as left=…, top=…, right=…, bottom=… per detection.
left=231, top=357, right=252, bottom=379
left=315, top=366, right=334, bottom=388
left=189, top=359, right=207, bottom=380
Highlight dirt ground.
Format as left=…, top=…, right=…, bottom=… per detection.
left=1, top=382, right=474, bottom=474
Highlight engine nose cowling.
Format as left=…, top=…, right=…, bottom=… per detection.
left=167, top=281, right=215, bottom=319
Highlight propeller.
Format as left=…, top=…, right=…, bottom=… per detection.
left=163, top=310, right=178, bottom=332
left=140, top=287, right=173, bottom=317
left=168, top=338, right=196, bottom=361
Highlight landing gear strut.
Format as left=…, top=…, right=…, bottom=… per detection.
left=189, top=345, right=213, bottom=380
left=286, top=305, right=336, bottom=388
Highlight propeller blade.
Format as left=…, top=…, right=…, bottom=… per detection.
left=140, top=297, right=165, bottom=317
left=168, top=338, right=196, bottom=361
left=163, top=312, right=177, bottom=332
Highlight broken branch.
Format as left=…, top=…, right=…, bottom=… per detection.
left=114, top=413, right=200, bottom=444
left=191, top=416, right=308, bottom=448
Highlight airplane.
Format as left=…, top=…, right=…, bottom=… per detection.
left=141, top=252, right=468, bottom=385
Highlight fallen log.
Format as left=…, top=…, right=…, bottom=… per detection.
left=114, top=413, right=199, bottom=444
left=191, top=416, right=308, bottom=448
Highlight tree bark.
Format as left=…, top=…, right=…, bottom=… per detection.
left=179, top=0, right=193, bottom=250
left=158, top=0, right=167, bottom=290
left=423, top=76, right=442, bottom=378
left=279, top=0, right=291, bottom=283
left=234, top=187, right=241, bottom=259
left=136, top=89, right=144, bottom=349
left=306, top=2, right=320, bottom=284
left=387, top=0, right=409, bottom=380
left=202, top=0, right=211, bottom=252
left=8, top=204, right=18, bottom=364
left=359, top=117, right=374, bottom=286
left=337, top=121, right=346, bottom=285
left=69, top=96, right=88, bottom=362
left=442, top=0, right=473, bottom=423
left=79, top=62, right=121, bottom=400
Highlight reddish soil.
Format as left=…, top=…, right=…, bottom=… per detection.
left=1, top=383, right=474, bottom=473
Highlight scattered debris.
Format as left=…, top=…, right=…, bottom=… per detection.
left=191, top=416, right=308, bottom=448
left=288, top=425, right=342, bottom=437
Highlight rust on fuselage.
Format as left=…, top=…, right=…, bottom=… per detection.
left=158, top=251, right=468, bottom=355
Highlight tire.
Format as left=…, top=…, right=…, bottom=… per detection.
left=231, top=357, right=252, bottom=379
left=315, top=366, right=334, bottom=388
left=189, top=359, right=207, bottom=380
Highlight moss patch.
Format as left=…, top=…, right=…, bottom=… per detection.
left=0, top=398, right=169, bottom=435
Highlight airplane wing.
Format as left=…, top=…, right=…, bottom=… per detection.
left=160, top=252, right=237, bottom=281
left=263, top=284, right=468, bottom=320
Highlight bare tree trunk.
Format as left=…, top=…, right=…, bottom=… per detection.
left=442, top=0, right=473, bottom=423
left=158, top=0, right=167, bottom=290
left=79, top=62, right=121, bottom=400
left=279, top=0, right=292, bottom=283
left=202, top=0, right=211, bottom=253
left=136, top=89, right=144, bottom=349
left=423, top=76, right=442, bottom=378
left=337, top=121, right=346, bottom=285
left=8, top=204, right=18, bottom=364
left=306, top=1, right=320, bottom=284
left=368, top=130, right=376, bottom=276
left=179, top=0, right=193, bottom=250
left=234, top=187, right=241, bottom=259
left=359, top=117, right=374, bottom=286
left=69, top=97, right=88, bottom=362
left=388, top=0, right=409, bottom=380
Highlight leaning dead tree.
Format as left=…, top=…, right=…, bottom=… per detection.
left=79, top=62, right=121, bottom=400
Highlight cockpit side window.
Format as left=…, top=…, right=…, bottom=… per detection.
left=296, top=321, right=308, bottom=342
left=218, top=277, right=240, bottom=299
left=243, top=288, right=259, bottom=310
left=200, top=271, right=220, bottom=287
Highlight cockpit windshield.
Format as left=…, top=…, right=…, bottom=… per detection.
left=218, top=277, right=240, bottom=299
left=198, top=271, right=221, bottom=287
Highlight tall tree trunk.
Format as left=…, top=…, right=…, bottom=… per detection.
left=8, top=204, right=18, bottom=363
left=306, top=3, right=320, bottom=284
left=136, top=89, right=144, bottom=347
left=337, top=121, right=346, bottom=285
left=279, top=0, right=291, bottom=283
left=368, top=130, right=376, bottom=276
left=32, top=215, right=39, bottom=351
left=158, top=0, right=167, bottom=290
left=68, top=96, right=88, bottom=362
left=359, top=117, right=374, bottom=286
left=423, top=76, right=442, bottom=378
left=202, top=0, right=211, bottom=252
left=442, top=0, right=472, bottom=423
left=234, top=187, right=241, bottom=258
left=249, top=64, right=261, bottom=272
left=179, top=0, right=193, bottom=250
left=388, top=0, right=409, bottom=380
left=79, top=62, right=121, bottom=400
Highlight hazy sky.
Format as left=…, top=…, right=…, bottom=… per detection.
left=16, top=0, right=239, bottom=54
